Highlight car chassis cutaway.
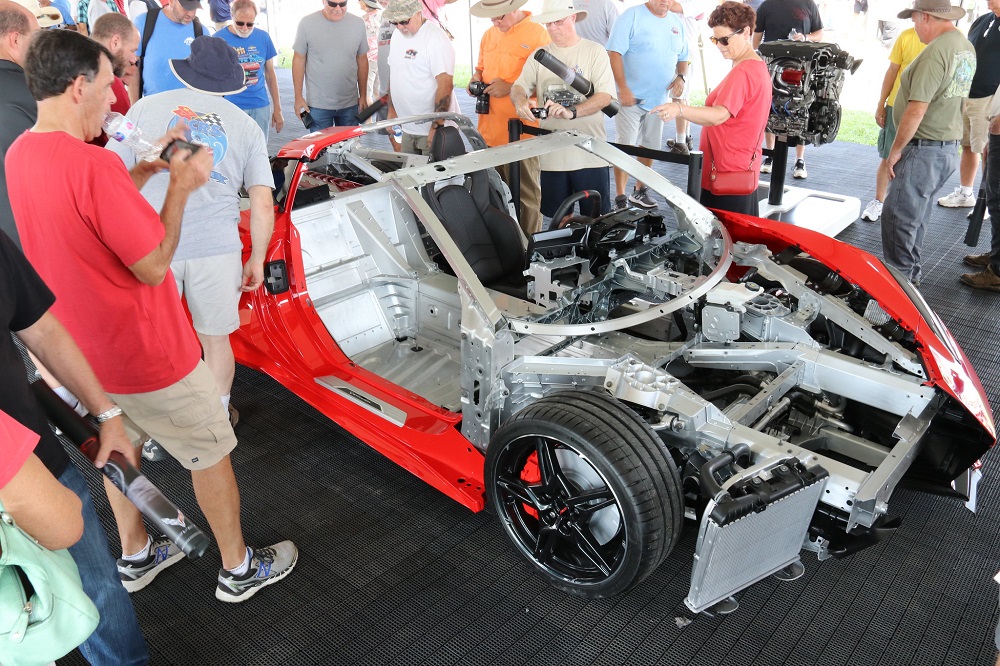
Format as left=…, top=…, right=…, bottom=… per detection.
left=234, top=114, right=995, bottom=612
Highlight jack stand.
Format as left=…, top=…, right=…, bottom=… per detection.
left=772, top=560, right=805, bottom=581
left=757, top=136, right=860, bottom=238
left=704, top=597, right=739, bottom=616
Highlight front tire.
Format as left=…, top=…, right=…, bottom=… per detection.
left=485, top=391, right=683, bottom=597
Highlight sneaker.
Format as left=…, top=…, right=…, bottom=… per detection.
left=792, top=160, right=807, bottom=179
left=967, top=208, right=990, bottom=221
left=960, top=265, right=1000, bottom=291
left=118, top=537, right=185, bottom=593
left=613, top=194, right=629, bottom=210
left=216, top=541, right=298, bottom=603
left=861, top=199, right=882, bottom=222
left=628, top=187, right=657, bottom=209
left=228, top=404, right=239, bottom=428
left=938, top=187, right=976, bottom=208
left=668, top=140, right=690, bottom=156
left=760, top=156, right=773, bottom=174
left=964, top=252, right=992, bottom=268
left=141, top=438, right=167, bottom=462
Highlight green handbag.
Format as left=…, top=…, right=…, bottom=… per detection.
left=0, top=500, right=100, bottom=666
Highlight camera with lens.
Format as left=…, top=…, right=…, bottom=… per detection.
left=542, top=88, right=579, bottom=109
left=469, top=80, right=490, bottom=114
left=530, top=107, right=548, bottom=120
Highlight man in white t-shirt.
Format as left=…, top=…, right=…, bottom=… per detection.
left=385, top=0, right=455, bottom=155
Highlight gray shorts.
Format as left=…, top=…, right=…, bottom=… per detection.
left=615, top=104, right=664, bottom=150
left=171, top=251, right=243, bottom=336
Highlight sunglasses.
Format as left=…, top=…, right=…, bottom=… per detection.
left=709, top=29, right=741, bottom=46
left=234, top=20, right=254, bottom=26
left=490, top=12, right=506, bottom=21
left=326, top=1, right=348, bottom=6
left=390, top=17, right=411, bottom=25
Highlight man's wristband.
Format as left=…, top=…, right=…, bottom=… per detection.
left=676, top=74, right=686, bottom=82
left=94, top=405, right=123, bottom=424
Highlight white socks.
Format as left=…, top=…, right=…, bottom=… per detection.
left=960, top=186, right=974, bottom=197
left=676, top=132, right=687, bottom=143
left=122, top=535, right=153, bottom=562
left=226, top=546, right=253, bottom=576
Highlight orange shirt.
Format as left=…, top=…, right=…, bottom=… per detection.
left=476, top=13, right=550, bottom=147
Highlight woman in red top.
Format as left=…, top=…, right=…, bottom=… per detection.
left=653, top=1, right=771, bottom=215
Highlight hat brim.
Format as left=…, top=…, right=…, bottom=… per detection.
left=169, top=59, right=247, bottom=96
left=897, top=6, right=965, bottom=19
left=470, top=0, right=528, bottom=18
left=531, top=8, right=586, bottom=24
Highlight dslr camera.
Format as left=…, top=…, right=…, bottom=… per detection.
left=469, top=80, right=490, bottom=114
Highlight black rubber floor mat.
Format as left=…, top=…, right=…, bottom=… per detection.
left=56, top=77, right=1000, bottom=666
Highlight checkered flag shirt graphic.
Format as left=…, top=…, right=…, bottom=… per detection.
left=198, top=112, right=224, bottom=127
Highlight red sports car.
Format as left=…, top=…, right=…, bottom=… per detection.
left=233, top=115, right=994, bottom=613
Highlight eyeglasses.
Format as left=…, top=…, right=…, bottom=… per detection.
left=490, top=13, right=506, bottom=22
left=545, top=17, right=571, bottom=26
left=326, top=1, right=348, bottom=7
left=390, top=17, right=411, bottom=25
left=709, top=29, right=741, bottom=46
left=234, top=20, right=254, bottom=26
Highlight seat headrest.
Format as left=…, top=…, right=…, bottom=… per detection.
left=430, top=126, right=466, bottom=162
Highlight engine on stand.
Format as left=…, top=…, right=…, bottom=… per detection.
left=755, top=40, right=863, bottom=236
left=759, top=40, right=861, bottom=146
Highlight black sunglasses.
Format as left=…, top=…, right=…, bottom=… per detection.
left=709, top=29, right=741, bottom=46
left=234, top=20, right=254, bottom=26
left=390, top=17, right=411, bottom=25
left=326, top=1, right=348, bottom=6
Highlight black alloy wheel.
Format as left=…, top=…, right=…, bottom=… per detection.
left=485, top=391, right=683, bottom=598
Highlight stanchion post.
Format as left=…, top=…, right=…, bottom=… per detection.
left=687, top=151, right=703, bottom=202
left=508, top=118, right=523, bottom=217
left=767, top=137, right=791, bottom=206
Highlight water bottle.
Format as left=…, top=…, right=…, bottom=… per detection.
left=392, top=124, right=403, bottom=143
left=103, top=112, right=163, bottom=162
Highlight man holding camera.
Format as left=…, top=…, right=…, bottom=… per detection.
left=469, top=0, right=549, bottom=235
left=511, top=0, right=615, bottom=219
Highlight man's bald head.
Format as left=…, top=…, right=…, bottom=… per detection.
left=0, top=0, right=37, bottom=66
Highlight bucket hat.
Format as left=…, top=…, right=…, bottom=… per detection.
left=531, top=0, right=586, bottom=24
left=384, top=0, right=421, bottom=23
left=169, top=36, right=247, bottom=96
left=470, top=0, right=529, bottom=19
left=897, top=0, right=965, bottom=21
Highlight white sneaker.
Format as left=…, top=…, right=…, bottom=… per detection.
left=760, top=156, right=773, bottom=174
left=792, top=160, right=807, bottom=179
left=861, top=199, right=882, bottom=222
left=938, top=187, right=976, bottom=208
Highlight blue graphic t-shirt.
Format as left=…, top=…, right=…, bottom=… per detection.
left=605, top=4, right=689, bottom=109
left=216, top=27, right=278, bottom=110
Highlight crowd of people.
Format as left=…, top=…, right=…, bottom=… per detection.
left=1, top=0, right=1000, bottom=661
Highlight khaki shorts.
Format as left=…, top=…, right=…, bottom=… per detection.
left=402, top=132, right=431, bottom=156
left=614, top=103, right=664, bottom=150
left=109, top=361, right=237, bottom=471
left=171, top=252, right=243, bottom=336
left=962, top=95, right=992, bottom=153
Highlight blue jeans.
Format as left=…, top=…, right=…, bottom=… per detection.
left=880, top=141, right=958, bottom=284
left=243, top=105, right=270, bottom=142
left=310, top=104, right=360, bottom=129
left=61, top=463, right=149, bottom=665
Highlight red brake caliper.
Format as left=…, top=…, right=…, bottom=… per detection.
left=520, top=452, right=541, bottom=519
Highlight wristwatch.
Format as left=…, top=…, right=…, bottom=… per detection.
left=676, top=74, right=686, bottom=82
left=94, top=404, right=123, bottom=424
left=570, top=106, right=577, bottom=120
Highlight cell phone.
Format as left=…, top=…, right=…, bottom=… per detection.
left=159, top=139, right=201, bottom=162
left=530, top=107, right=548, bottom=119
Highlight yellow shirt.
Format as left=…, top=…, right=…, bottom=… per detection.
left=476, top=13, right=550, bottom=147
left=888, top=28, right=926, bottom=107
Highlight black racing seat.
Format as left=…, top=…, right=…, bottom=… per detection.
left=421, top=127, right=527, bottom=297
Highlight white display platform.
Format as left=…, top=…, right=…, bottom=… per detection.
left=757, top=182, right=860, bottom=238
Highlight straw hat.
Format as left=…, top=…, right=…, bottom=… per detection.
left=897, top=0, right=965, bottom=21
left=531, top=0, right=587, bottom=24
left=470, top=0, right=529, bottom=19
